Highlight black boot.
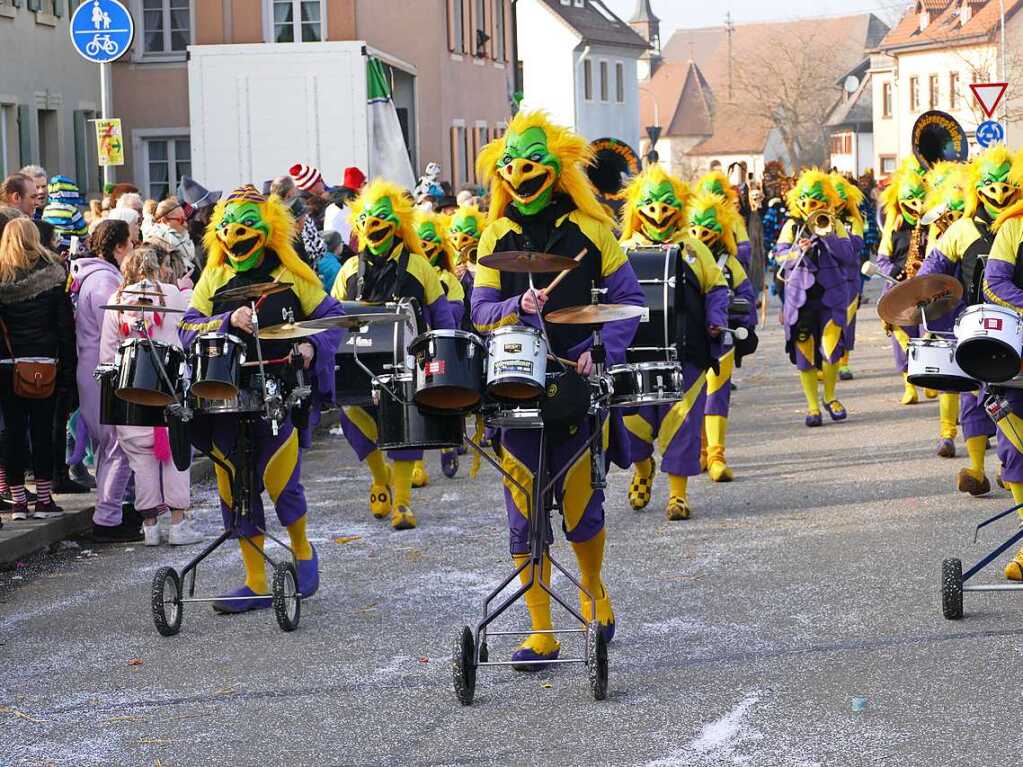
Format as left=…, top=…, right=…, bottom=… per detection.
left=53, top=464, right=91, bottom=495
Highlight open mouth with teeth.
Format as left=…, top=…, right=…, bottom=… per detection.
left=639, top=209, right=677, bottom=231
left=229, top=235, right=261, bottom=257
left=366, top=225, right=393, bottom=243
left=510, top=172, right=550, bottom=200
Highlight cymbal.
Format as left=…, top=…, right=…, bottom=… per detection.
left=120, top=289, right=164, bottom=297
left=298, top=313, right=408, bottom=330
left=100, top=303, right=185, bottom=314
left=215, top=281, right=293, bottom=303
left=478, top=251, right=582, bottom=273
left=257, top=322, right=326, bottom=340
left=877, top=274, right=963, bottom=325
left=545, top=304, right=647, bottom=325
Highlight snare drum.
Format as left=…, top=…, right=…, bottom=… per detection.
left=954, top=304, right=1023, bottom=383
left=191, top=385, right=265, bottom=415
left=372, top=374, right=463, bottom=451
left=97, top=364, right=166, bottom=426
left=334, top=300, right=420, bottom=406
left=486, top=325, right=548, bottom=400
left=115, top=338, right=184, bottom=407
left=191, top=333, right=246, bottom=400
left=906, top=338, right=978, bottom=392
left=608, top=361, right=685, bottom=407
left=409, top=329, right=485, bottom=412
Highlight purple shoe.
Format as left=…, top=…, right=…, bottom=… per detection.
left=823, top=400, right=847, bottom=422
left=296, top=545, right=319, bottom=598
left=936, top=438, right=956, bottom=458
left=441, top=450, right=459, bottom=479
left=511, top=645, right=560, bottom=672
left=212, top=586, right=272, bottom=614
left=805, top=412, right=823, bottom=428
left=598, top=616, right=616, bottom=644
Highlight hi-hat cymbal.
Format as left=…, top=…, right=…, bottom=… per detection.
left=298, top=313, right=408, bottom=330
left=257, top=322, right=326, bottom=340
left=100, top=303, right=185, bottom=314
left=478, top=251, right=582, bottom=273
left=877, top=274, right=963, bottom=326
left=215, top=281, right=294, bottom=303
left=545, top=304, right=647, bottom=325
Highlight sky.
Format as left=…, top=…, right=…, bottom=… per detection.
left=602, top=0, right=909, bottom=30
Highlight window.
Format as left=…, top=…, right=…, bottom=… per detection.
left=142, top=0, right=191, bottom=54
left=882, top=81, right=893, bottom=118
left=448, top=0, right=466, bottom=54
left=472, top=123, right=489, bottom=183
left=0, top=105, right=15, bottom=178
left=584, top=59, right=593, bottom=100
left=494, top=0, right=506, bottom=61
left=615, top=62, right=624, bottom=103
left=929, top=74, right=939, bottom=109
left=144, top=136, right=191, bottom=201
left=473, top=0, right=487, bottom=57
left=270, top=0, right=322, bottom=43
left=37, top=109, right=59, bottom=174
left=450, top=123, right=469, bottom=189
left=829, top=133, right=852, bottom=155
left=909, top=76, right=920, bottom=112
left=599, top=61, right=608, bottom=101
left=880, top=155, right=897, bottom=175
left=950, top=72, right=961, bottom=110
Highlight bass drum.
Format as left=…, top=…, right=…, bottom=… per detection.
left=626, top=245, right=677, bottom=363
left=335, top=300, right=421, bottom=406
left=373, top=374, right=462, bottom=451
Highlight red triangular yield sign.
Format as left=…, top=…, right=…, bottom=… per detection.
left=969, top=82, right=1008, bottom=118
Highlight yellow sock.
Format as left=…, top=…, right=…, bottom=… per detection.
left=939, top=393, right=960, bottom=439
left=634, top=457, right=654, bottom=479
left=839, top=351, right=850, bottom=367
left=570, top=529, right=614, bottom=625
left=1007, top=481, right=1023, bottom=509
left=513, top=553, right=559, bottom=654
left=366, top=450, right=389, bottom=486
left=966, top=435, right=987, bottom=476
left=705, top=414, right=727, bottom=454
left=799, top=369, right=820, bottom=413
left=392, top=459, right=414, bottom=509
left=668, top=473, right=687, bottom=500
left=239, top=535, right=268, bottom=594
left=285, top=516, right=313, bottom=561
left=821, top=362, right=839, bottom=403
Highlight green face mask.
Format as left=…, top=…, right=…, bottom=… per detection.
left=898, top=180, right=926, bottom=226
left=217, top=200, right=269, bottom=272
left=636, top=180, right=683, bottom=242
left=417, top=221, right=443, bottom=266
left=449, top=215, right=481, bottom=252
left=701, top=179, right=725, bottom=196
left=795, top=181, right=828, bottom=219
left=496, top=126, right=560, bottom=216
left=688, top=207, right=723, bottom=248
left=978, top=161, right=1016, bottom=215
left=357, top=196, right=400, bottom=256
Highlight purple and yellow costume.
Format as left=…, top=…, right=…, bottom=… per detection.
left=696, top=171, right=752, bottom=272
left=830, top=173, right=866, bottom=379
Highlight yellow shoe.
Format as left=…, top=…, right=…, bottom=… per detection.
left=369, top=469, right=392, bottom=520
left=390, top=505, right=417, bottom=530
left=699, top=448, right=708, bottom=473
left=665, top=496, right=691, bottom=521
left=1005, top=546, right=1023, bottom=581
left=411, top=462, right=429, bottom=488
left=901, top=385, right=919, bottom=405
left=628, top=458, right=655, bottom=511
left=925, top=388, right=938, bottom=399
left=708, top=460, right=734, bottom=483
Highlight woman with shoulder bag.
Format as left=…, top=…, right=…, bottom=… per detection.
left=0, top=218, right=76, bottom=519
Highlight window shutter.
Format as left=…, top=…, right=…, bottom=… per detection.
left=73, top=110, right=88, bottom=192
left=52, top=0, right=63, bottom=17
left=16, top=105, right=32, bottom=167
left=27, top=0, right=41, bottom=11
left=447, top=0, right=455, bottom=51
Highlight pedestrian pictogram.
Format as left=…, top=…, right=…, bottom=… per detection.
left=976, top=119, right=1005, bottom=148
left=69, top=0, right=135, bottom=64
left=969, top=82, right=1009, bottom=119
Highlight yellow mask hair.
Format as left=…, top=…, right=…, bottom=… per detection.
left=350, top=178, right=425, bottom=257
left=414, top=209, right=457, bottom=274
left=696, top=170, right=739, bottom=208
left=829, top=172, right=865, bottom=230
left=785, top=168, right=841, bottom=219
left=618, top=164, right=690, bottom=241
left=687, top=191, right=740, bottom=256
left=925, top=163, right=978, bottom=219
left=992, top=149, right=1023, bottom=230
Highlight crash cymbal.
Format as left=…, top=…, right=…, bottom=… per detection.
left=545, top=304, right=647, bottom=325
left=298, top=313, right=409, bottom=330
left=100, top=303, right=185, bottom=314
left=478, top=251, right=582, bottom=273
left=257, top=322, right=326, bottom=340
left=215, top=281, right=294, bottom=303
left=877, top=273, right=963, bottom=326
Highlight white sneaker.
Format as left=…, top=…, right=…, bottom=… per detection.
left=143, top=524, right=161, bottom=547
left=11, top=510, right=28, bottom=520
left=158, top=513, right=171, bottom=542
left=168, top=518, right=202, bottom=545
left=32, top=509, right=65, bottom=520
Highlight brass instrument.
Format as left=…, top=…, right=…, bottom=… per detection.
left=911, top=110, right=969, bottom=169
left=805, top=210, right=834, bottom=238
left=586, top=137, right=641, bottom=210
left=903, top=224, right=925, bottom=281
left=458, top=243, right=478, bottom=266
left=921, top=203, right=958, bottom=236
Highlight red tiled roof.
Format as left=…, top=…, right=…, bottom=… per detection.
left=879, top=0, right=1023, bottom=50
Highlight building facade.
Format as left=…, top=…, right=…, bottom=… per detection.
left=0, top=0, right=102, bottom=193
left=825, top=60, right=875, bottom=177
left=110, top=0, right=514, bottom=198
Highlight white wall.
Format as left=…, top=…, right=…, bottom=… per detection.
left=870, top=59, right=898, bottom=176
left=517, top=0, right=579, bottom=129
left=573, top=45, right=642, bottom=151
left=856, top=131, right=873, bottom=175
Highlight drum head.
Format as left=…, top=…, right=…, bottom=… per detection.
left=415, top=386, right=481, bottom=412
left=489, top=380, right=543, bottom=400
left=191, top=380, right=240, bottom=401
left=117, top=387, right=175, bottom=407
left=955, top=339, right=1021, bottom=383
left=905, top=373, right=979, bottom=393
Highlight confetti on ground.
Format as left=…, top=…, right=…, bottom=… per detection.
left=333, top=535, right=362, bottom=544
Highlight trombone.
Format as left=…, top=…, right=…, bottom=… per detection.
left=778, top=210, right=834, bottom=283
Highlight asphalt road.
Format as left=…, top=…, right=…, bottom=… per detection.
left=2, top=286, right=1021, bottom=766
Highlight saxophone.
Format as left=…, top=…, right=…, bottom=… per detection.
left=902, top=223, right=924, bottom=281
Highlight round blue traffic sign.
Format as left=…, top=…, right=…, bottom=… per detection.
left=69, top=0, right=134, bottom=64
left=976, top=119, right=1005, bottom=148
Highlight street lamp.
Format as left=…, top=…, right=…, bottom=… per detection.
left=638, top=84, right=660, bottom=164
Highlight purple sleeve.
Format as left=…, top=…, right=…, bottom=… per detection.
left=984, top=259, right=1023, bottom=309
left=448, top=296, right=465, bottom=327
left=565, top=261, right=643, bottom=365
left=471, top=286, right=541, bottom=332
left=304, top=295, right=345, bottom=402
left=426, top=295, right=456, bottom=330
left=917, top=247, right=955, bottom=278
left=706, top=284, right=729, bottom=329
left=734, top=276, right=757, bottom=327
left=178, top=307, right=232, bottom=350
left=875, top=253, right=895, bottom=277
left=736, top=240, right=752, bottom=272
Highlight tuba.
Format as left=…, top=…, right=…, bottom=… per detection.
left=587, top=138, right=641, bottom=211
left=912, top=110, right=969, bottom=170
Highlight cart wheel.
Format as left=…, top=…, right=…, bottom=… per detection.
left=452, top=625, right=476, bottom=706
left=586, top=623, right=609, bottom=701
left=151, top=566, right=182, bottom=637
left=942, top=558, right=964, bottom=620
left=272, top=561, right=301, bottom=632
left=478, top=640, right=489, bottom=664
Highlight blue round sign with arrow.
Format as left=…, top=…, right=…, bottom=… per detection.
left=976, top=119, right=1005, bottom=148
left=69, top=0, right=134, bottom=64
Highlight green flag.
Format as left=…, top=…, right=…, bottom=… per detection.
left=367, top=57, right=415, bottom=190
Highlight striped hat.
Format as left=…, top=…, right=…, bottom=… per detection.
left=225, top=185, right=266, bottom=204
left=289, top=163, right=323, bottom=192
left=42, top=201, right=87, bottom=247
left=47, top=175, right=84, bottom=207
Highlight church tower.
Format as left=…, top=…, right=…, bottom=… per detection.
left=629, top=0, right=661, bottom=80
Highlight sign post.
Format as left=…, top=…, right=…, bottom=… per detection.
left=69, top=0, right=135, bottom=187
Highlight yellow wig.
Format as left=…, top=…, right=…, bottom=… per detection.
left=829, top=172, right=865, bottom=230
left=414, top=209, right=457, bottom=274
left=203, top=189, right=319, bottom=286
left=925, top=163, right=978, bottom=219
left=993, top=148, right=1023, bottom=229
left=350, top=178, right=425, bottom=256
left=881, top=162, right=928, bottom=225
left=696, top=170, right=739, bottom=208
left=476, top=110, right=612, bottom=227
left=451, top=203, right=486, bottom=234
left=618, top=164, right=690, bottom=241
left=785, top=169, right=841, bottom=218
left=688, top=191, right=740, bottom=256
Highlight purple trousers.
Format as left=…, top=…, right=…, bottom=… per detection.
left=339, top=406, right=423, bottom=463
left=81, top=393, right=133, bottom=528
left=961, top=390, right=995, bottom=441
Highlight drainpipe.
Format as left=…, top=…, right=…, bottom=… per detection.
left=511, top=0, right=521, bottom=114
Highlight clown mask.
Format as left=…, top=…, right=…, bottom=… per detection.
left=356, top=195, right=400, bottom=256
left=636, top=180, right=684, bottom=242
left=794, top=181, right=830, bottom=220
left=216, top=200, right=269, bottom=272
left=495, top=126, right=560, bottom=216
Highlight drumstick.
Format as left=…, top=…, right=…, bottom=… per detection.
left=542, top=249, right=588, bottom=296
left=547, top=353, right=576, bottom=367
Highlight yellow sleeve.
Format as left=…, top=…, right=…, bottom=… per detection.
left=473, top=218, right=519, bottom=291
left=331, top=256, right=360, bottom=301
left=188, top=266, right=217, bottom=316
left=878, top=217, right=895, bottom=257
left=934, top=218, right=970, bottom=262
left=572, top=211, right=628, bottom=278
left=851, top=219, right=865, bottom=239
left=733, top=216, right=749, bottom=245
left=685, top=237, right=726, bottom=294
left=777, top=220, right=796, bottom=247
left=406, top=253, right=446, bottom=305
left=440, top=270, right=465, bottom=302
left=727, top=254, right=749, bottom=287
left=289, top=273, right=328, bottom=316
left=990, top=218, right=1023, bottom=266
left=834, top=219, right=849, bottom=239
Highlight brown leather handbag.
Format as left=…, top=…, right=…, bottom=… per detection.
left=0, top=317, right=57, bottom=399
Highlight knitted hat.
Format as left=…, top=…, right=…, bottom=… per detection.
left=47, top=175, right=84, bottom=207
left=42, top=201, right=87, bottom=247
left=289, top=163, right=323, bottom=192
left=342, top=166, right=366, bottom=191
